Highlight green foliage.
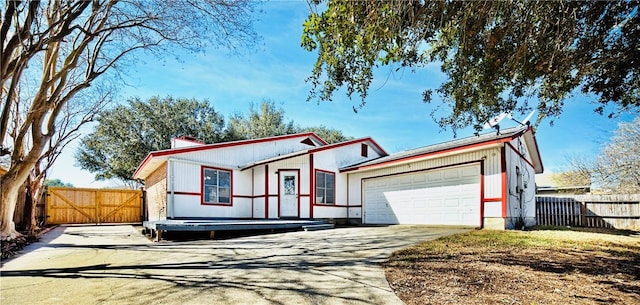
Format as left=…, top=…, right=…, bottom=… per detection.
left=76, top=96, right=226, bottom=183
left=226, top=101, right=352, bottom=144
left=303, top=1, right=640, bottom=132
left=77, top=98, right=353, bottom=183
left=298, top=125, right=353, bottom=144
left=45, top=179, right=73, bottom=187
left=225, top=101, right=296, bottom=140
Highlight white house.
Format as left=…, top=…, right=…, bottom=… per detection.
left=133, top=126, right=543, bottom=229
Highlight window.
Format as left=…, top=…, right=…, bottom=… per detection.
left=361, top=143, right=368, bottom=157
left=315, top=170, right=335, bottom=204
left=202, top=167, right=232, bottom=204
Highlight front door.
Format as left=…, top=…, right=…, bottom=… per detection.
left=279, top=171, right=298, bottom=217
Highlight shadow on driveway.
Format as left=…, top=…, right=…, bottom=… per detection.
left=1, top=225, right=468, bottom=305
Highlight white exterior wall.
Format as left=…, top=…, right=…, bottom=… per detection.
left=505, top=137, right=537, bottom=228
left=253, top=166, right=266, bottom=218
left=268, top=155, right=311, bottom=218
left=348, top=147, right=503, bottom=222
left=178, top=137, right=318, bottom=168
left=167, top=158, right=253, bottom=219
left=313, top=143, right=384, bottom=219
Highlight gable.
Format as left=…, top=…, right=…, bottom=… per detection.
left=341, top=126, right=543, bottom=173
left=134, top=133, right=326, bottom=179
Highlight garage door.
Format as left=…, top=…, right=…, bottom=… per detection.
left=363, top=164, right=480, bottom=226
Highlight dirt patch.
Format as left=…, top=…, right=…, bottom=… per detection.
left=385, top=229, right=640, bottom=305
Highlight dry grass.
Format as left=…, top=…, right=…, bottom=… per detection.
left=385, top=228, right=640, bottom=305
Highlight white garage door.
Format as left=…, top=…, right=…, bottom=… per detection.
left=363, top=164, right=480, bottom=226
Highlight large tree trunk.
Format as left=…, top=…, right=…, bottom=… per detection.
left=25, top=179, right=45, bottom=237
left=0, top=178, right=23, bottom=239
left=0, top=151, right=44, bottom=239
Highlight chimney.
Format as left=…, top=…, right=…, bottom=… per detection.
left=171, top=136, right=205, bottom=148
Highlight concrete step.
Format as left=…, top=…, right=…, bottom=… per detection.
left=302, top=224, right=335, bottom=231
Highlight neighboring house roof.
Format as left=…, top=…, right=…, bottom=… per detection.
left=239, top=137, right=387, bottom=171
left=341, top=126, right=544, bottom=173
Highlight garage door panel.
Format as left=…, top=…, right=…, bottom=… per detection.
left=364, top=164, right=480, bottom=226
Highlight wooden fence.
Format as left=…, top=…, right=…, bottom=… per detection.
left=536, top=194, right=640, bottom=230
left=46, top=187, right=143, bottom=225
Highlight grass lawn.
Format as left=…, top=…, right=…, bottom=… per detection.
left=385, top=227, right=640, bottom=305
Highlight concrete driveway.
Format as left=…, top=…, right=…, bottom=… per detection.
left=0, top=225, right=469, bottom=305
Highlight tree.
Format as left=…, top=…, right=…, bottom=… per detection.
left=565, top=117, right=640, bottom=193
left=1, top=0, right=259, bottom=238
left=226, top=101, right=352, bottom=143
left=298, top=125, right=353, bottom=144
left=76, top=96, right=226, bottom=186
left=593, top=117, right=640, bottom=193
left=302, top=1, right=639, bottom=132
left=45, top=179, right=73, bottom=187
left=225, top=101, right=297, bottom=140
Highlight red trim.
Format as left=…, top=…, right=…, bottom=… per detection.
left=506, top=142, right=535, bottom=168
left=251, top=168, right=254, bottom=218
left=169, top=191, right=200, bottom=196
left=361, top=143, right=368, bottom=157
left=501, top=146, right=508, bottom=218
left=314, top=169, right=336, bottom=205
left=360, top=160, right=482, bottom=181
left=313, top=204, right=352, bottom=208
left=240, top=137, right=388, bottom=172
left=299, top=194, right=311, bottom=197
left=264, top=164, right=269, bottom=219
left=480, top=159, right=485, bottom=229
left=483, top=197, right=503, bottom=202
left=309, top=154, right=314, bottom=218
left=341, top=135, right=520, bottom=173
left=173, top=136, right=204, bottom=145
left=134, top=132, right=326, bottom=178
left=234, top=195, right=254, bottom=199
left=172, top=192, right=257, bottom=198
left=201, top=165, right=233, bottom=206
left=277, top=169, right=301, bottom=218
left=526, top=126, right=545, bottom=172
left=309, top=137, right=387, bottom=156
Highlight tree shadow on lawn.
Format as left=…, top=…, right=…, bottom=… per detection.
left=530, top=225, right=640, bottom=237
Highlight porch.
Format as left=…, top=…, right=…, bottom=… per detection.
left=142, top=219, right=333, bottom=241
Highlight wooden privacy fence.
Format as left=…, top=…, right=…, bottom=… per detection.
left=536, top=194, right=640, bottom=230
left=46, top=187, right=143, bottom=225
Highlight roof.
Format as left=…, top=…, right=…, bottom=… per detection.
left=341, top=126, right=543, bottom=173
left=133, top=133, right=327, bottom=179
left=133, top=133, right=387, bottom=179
left=239, top=137, right=387, bottom=170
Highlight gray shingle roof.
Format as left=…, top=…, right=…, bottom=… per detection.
left=341, top=126, right=528, bottom=171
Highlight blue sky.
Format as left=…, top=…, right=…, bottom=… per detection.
left=49, top=1, right=636, bottom=188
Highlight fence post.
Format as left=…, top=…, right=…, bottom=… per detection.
left=579, top=200, right=586, bottom=227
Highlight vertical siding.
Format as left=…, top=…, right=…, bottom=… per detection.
left=505, top=138, right=537, bottom=228
left=172, top=161, right=200, bottom=193
left=168, top=158, right=254, bottom=219
left=312, top=144, right=386, bottom=219
left=182, top=136, right=319, bottom=168
left=253, top=166, right=266, bottom=218
left=349, top=147, right=502, bottom=205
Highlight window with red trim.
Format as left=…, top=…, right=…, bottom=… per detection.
left=315, top=171, right=335, bottom=205
left=202, top=167, right=231, bottom=204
